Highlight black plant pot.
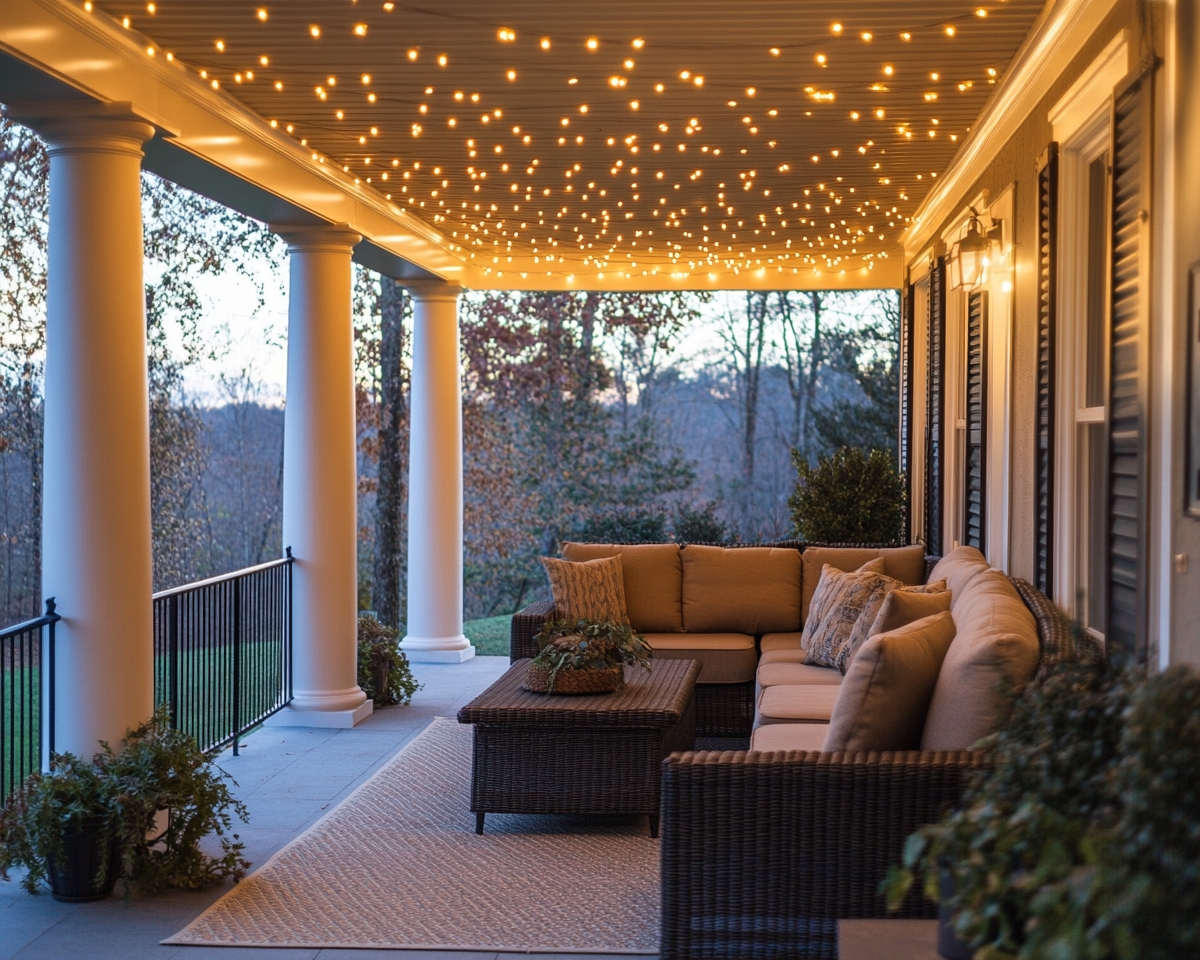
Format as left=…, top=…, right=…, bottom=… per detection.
left=46, top=816, right=117, bottom=903
left=937, top=865, right=974, bottom=960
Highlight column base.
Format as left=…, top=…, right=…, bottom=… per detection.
left=264, top=700, right=374, bottom=729
left=401, top=634, right=477, bottom=663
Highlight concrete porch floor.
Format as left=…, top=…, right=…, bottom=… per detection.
left=0, top=656, right=937, bottom=959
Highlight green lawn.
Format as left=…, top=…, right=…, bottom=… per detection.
left=463, top=615, right=512, bottom=657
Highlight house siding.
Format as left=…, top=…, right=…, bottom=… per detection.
left=907, top=0, right=1141, bottom=580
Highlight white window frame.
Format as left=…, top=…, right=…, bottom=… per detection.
left=1051, top=90, right=1118, bottom=624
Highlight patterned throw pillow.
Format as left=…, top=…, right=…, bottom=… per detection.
left=836, top=579, right=949, bottom=674
left=539, top=555, right=630, bottom=626
left=801, top=563, right=895, bottom=670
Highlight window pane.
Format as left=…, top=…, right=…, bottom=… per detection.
left=1084, top=421, right=1108, bottom=635
left=1085, top=153, right=1109, bottom=407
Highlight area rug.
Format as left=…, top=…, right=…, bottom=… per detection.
left=164, top=717, right=660, bottom=953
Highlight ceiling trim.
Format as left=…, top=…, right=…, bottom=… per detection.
left=902, top=0, right=1123, bottom=261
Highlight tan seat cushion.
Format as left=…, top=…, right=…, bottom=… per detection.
left=750, top=722, right=830, bottom=753
left=801, top=564, right=894, bottom=669
left=824, top=611, right=958, bottom=752
left=760, top=631, right=804, bottom=654
left=922, top=569, right=1040, bottom=751
left=928, top=546, right=991, bottom=612
left=562, top=542, right=683, bottom=632
left=640, top=632, right=756, bottom=684
left=681, top=545, right=801, bottom=634
left=801, top=545, right=926, bottom=622
left=755, top=684, right=842, bottom=724
left=756, top=662, right=844, bottom=690
left=539, top=555, right=629, bottom=625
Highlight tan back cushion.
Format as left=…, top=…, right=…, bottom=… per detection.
left=561, top=542, right=683, bottom=632
left=680, top=545, right=801, bottom=634
left=921, top=569, right=1041, bottom=751
left=539, top=555, right=629, bottom=626
left=824, top=611, right=957, bottom=752
left=839, top=579, right=948, bottom=673
left=868, top=588, right=953, bottom=638
left=928, top=546, right=991, bottom=611
left=801, top=545, right=926, bottom=622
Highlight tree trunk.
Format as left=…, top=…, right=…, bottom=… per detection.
left=799, top=291, right=825, bottom=456
left=372, top=278, right=408, bottom=629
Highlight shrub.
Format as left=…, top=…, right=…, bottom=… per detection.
left=885, top=660, right=1200, bottom=959
left=357, top=615, right=421, bottom=706
left=577, top=507, right=668, bottom=543
left=672, top=501, right=733, bottom=544
left=788, top=446, right=905, bottom=544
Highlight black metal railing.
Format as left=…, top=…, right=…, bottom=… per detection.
left=0, top=599, right=60, bottom=799
left=153, top=551, right=294, bottom=755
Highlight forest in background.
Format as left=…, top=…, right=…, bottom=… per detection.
left=0, top=119, right=899, bottom=628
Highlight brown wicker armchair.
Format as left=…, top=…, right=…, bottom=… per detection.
left=658, top=748, right=984, bottom=959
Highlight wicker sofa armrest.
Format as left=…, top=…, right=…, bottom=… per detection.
left=509, top=599, right=557, bottom=662
left=659, top=748, right=985, bottom=960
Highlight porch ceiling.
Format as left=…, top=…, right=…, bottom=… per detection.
left=5, top=0, right=1048, bottom=290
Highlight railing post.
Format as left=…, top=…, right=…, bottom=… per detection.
left=169, top=594, right=179, bottom=731
left=232, top=576, right=241, bottom=757
left=45, top=597, right=58, bottom=763
left=285, top=546, right=294, bottom=705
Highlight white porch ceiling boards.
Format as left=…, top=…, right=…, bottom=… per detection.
left=4, top=0, right=1048, bottom=289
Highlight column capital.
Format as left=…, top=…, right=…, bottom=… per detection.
left=2, top=101, right=155, bottom=158
left=403, top=278, right=464, bottom=302
left=272, top=222, right=362, bottom=253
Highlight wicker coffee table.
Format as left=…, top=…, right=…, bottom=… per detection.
left=457, top=658, right=700, bottom=837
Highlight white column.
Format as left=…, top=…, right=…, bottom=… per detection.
left=8, top=102, right=157, bottom=759
left=269, top=224, right=372, bottom=727
left=401, top=281, right=474, bottom=663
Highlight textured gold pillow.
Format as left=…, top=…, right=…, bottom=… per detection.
left=837, top=579, right=949, bottom=674
left=823, top=611, right=958, bottom=752
left=539, top=555, right=630, bottom=625
left=801, top=561, right=892, bottom=669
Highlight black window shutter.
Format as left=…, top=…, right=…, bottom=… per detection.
left=925, top=258, right=946, bottom=557
left=900, top=284, right=915, bottom=542
left=1034, top=144, right=1060, bottom=594
left=964, top=291, right=988, bottom=552
left=1106, top=74, right=1152, bottom=662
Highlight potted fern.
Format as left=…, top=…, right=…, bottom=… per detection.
left=0, top=707, right=249, bottom=900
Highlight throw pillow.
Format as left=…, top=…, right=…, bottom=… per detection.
left=836, top=579, right=949, bottom=674
left=823, top=611, right=958, bottom=752
left=800, top=561, right=891, bottom=669
left=539, top=555, right=630, bottom=627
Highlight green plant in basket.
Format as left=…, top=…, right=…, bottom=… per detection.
left=530, top=618, right=652, bottom=693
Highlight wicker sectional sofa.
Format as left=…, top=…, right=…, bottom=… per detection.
left=509, top=540, right=930, bottom=737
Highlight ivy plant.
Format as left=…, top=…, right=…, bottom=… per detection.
left=884, top=660, right=1200, bottom=959
left=357, top=615, right=421, bottom=706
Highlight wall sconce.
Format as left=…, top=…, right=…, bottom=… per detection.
left=950, top=208, right=1003, bottom=291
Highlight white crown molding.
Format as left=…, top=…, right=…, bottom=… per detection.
left=1050, top=29, right=1130, bottom=142
left=902, top=0, right=1125, bottom=262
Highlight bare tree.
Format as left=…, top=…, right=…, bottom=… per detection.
left=371, top=278, right=408, bottom=629
left=776, top=290, right=826, bottom=461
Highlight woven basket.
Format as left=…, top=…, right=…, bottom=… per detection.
left=524, top=663, right=622, bottom=695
